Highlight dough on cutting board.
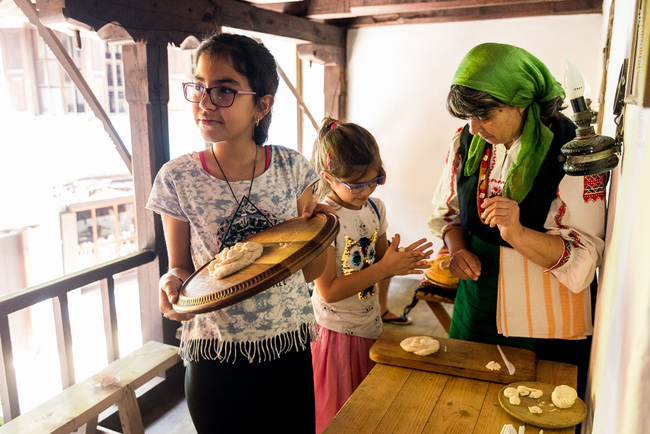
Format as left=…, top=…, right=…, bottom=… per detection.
left=400, top=336, right=440, bottom=356
left=208, top=242, right=264, bottom=279
left=552, top=385, right=578, bottom=409
left=486, top=361, right=501, bottom=371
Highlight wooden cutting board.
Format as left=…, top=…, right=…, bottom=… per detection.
left=498, top=381, right=587, bottom=428
left=369, top=330, right=536, bottom=384
left=173, top=213, right=339, bottom=314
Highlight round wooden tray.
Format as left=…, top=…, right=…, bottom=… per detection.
left=173, top=213, right=339, bottom=314
left=498, top=382, right=587, bottom=429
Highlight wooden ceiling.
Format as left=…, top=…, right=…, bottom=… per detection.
left=249, top=0, right=604, bottom=27
left=33, top=0, right=603, bottom=48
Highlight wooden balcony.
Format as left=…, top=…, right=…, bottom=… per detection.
left=0, top=249, right=185, bottom=431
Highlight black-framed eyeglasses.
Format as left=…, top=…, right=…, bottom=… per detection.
left=182, top=82, right=256, bottom=108
left=332, top=170, right=387, bottom=194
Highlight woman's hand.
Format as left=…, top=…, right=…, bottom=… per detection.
left=449, top=249, right=481, bottom=281
left=380, top=234, right=433, bottom=276
left=480, top=196, right=524, bottom=243
left=159, top=272, right=194, bottom=322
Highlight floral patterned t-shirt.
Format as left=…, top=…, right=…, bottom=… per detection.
left=146, top=145, right=319, bottom=362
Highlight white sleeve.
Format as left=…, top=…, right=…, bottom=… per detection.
left=428, top=129, right=464, bottom=239
left=544, top=173, right=607, bottom=292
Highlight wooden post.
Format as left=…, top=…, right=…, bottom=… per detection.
left=297, top=43, right=347, bottom=120
left=324, top=65, right=346, bottom=120
left=121, top=42, right=170, bottom=346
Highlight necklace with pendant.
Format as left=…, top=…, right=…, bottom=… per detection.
left=211, top=145, right=258, bottom=228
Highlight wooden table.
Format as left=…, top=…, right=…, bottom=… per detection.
left=324, top=338, right=578, bottom=434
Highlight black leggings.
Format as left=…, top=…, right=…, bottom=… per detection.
left=185, top=347, right=315, bottom=433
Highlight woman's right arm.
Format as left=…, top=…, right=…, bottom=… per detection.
left=159, top=214, right=195, bottom=321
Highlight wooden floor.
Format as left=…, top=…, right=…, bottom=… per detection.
left=140, top=276, right=452, bottom=433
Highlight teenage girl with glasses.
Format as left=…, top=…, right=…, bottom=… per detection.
left=146, top=33, right=331, bottom=433
left=310, top=117, right=433, bottom=432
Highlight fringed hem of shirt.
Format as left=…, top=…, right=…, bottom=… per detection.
left=179, top=322, right=318, bottom=363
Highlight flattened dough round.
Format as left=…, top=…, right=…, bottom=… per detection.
left=400, top=336, right=440, bottom=356
left=208, top=242, right=264, bottom=279
left=552, top=385, right=577, bottom=409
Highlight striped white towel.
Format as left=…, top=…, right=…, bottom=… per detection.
left=496, top=246, right=593, bottom=339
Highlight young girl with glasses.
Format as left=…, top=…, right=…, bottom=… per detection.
left=310, top=117, right=432, bottom=432
left=146, top=33, right=331, bottom=433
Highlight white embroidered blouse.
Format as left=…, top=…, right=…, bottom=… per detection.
left=428, top=128, right=607, bottom=293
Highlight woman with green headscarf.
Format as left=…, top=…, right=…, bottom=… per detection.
left=428, top=43, right=606, bottom=397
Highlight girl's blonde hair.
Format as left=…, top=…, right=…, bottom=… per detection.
left=311, top=117, right=384, bottom=200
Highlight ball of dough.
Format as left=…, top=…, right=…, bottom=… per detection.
left=486, top=361, right=501, bottom=371
left=503, top=387, right=518, bottom=398
left=528, top=388, right=543, bottom=399
left=552, top=385, right=578, bottom=409
left=509, top=395, right=521, bottom=405
left=528, top=406, right=543, bottom=414
left=400, top=336, right=440, bottom=356
left=517, top=385, right=531, bottom=396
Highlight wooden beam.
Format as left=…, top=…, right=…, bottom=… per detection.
left=36, top=0, right=345, bottom=47
left=260, top=0, right=602, bottom=23
left=297, top=43, right=346, bottom=66
left=342, top=0, right=603, bottom=26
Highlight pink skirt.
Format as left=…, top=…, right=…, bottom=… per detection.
left=311, top=325, right=376, bottom=433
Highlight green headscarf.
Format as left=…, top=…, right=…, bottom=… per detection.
left=452, top=43, right=565, bottom=203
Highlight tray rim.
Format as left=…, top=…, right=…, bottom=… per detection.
left=497, top=381, right=587, bottom=429
left=173, top=212, right=339, bottom=314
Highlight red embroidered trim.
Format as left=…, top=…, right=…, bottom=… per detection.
left=554, top=200, right=568, bottom=229
left=477, top=147, right=492, bottom=224
left=443, top=150, right=462, bottom=222
left=584, top=174, right=607, bottom=203
left=548, top=239, right=572, bottom=271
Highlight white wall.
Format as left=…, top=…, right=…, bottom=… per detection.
left=346, top=14, right=605, bottom=250
left=586, top=1, right=650, bottom=432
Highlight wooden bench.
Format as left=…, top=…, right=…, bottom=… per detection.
left=0, top=341, right=181, bottom=434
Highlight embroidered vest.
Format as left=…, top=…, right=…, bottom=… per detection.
left=457, top=116, right=576, bottom=246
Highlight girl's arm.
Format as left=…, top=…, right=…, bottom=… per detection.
left=315, top=234, right=431, bottom=303
left=159, top=214, right=195, bottom=321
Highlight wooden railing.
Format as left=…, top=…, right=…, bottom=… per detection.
left=0, top=249, right=156, bottom=422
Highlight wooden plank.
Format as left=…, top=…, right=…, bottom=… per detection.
left=117, top=386, right=145, bottom=434
left=378, top=369, right=448, bottom=432
left=121, top=42, right=169, bottom=345
left=474, top=382, right=523, bottom=433
left=100, top=276, right=120, bottom=362
left=261, top=0, right=602, bottom=20
left=536, top=359, right=579, bottom=388
left=0, top=250, right=156, bottom=316
left=53, top=294, right=75, bottom=388
left=36, top=0, right=345, bottom=47
left=370, top=330, right=537, bottom=384
left=323, top=364, right=410, bottom=433
left=0, top=341, right=180, bottom=434
left=343, top=0, right=602, bottom=26
left=422, top=376, right=489, bottom=433
left=0, top=314, right=19, bottom=421
left=324, top=64, right=346, bottom=120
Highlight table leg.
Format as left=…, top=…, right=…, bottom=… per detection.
left=425, top=301, right=451, bottom=334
